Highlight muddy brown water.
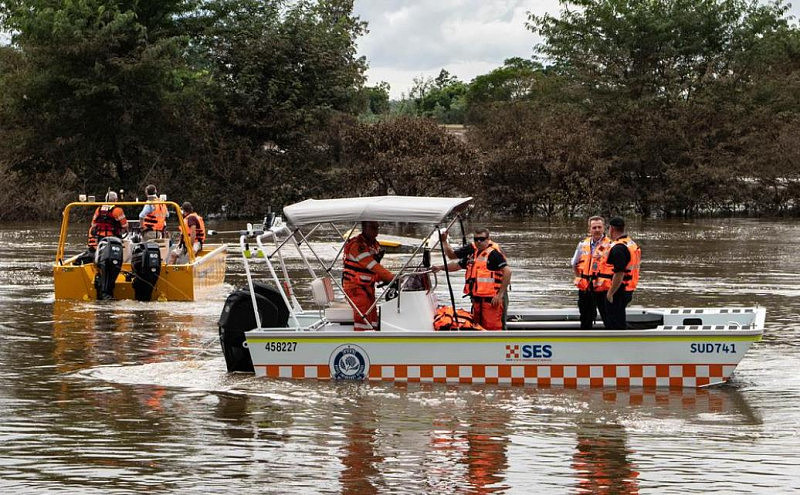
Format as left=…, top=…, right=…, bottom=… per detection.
left=1, top=218, right=798, bottom=493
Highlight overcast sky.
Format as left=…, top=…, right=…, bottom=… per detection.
left=353, top=0, right=800, bottom=99
left=353, top=0, right=558, bottom=98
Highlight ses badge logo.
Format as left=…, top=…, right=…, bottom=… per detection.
left=505, top=344, right=553, bottom=361
left=329, top=344, right=370, bottom=381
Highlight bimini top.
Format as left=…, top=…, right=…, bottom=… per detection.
left=283, top=196, right=473, bottom=226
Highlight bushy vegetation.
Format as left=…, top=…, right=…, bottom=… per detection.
left=1, top=0, right=798, bottom=220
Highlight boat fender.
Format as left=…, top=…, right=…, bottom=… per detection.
left=218, top=284, right=289, bottom=373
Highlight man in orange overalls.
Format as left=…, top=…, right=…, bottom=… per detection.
left=342, top=221, right=395, bottom=331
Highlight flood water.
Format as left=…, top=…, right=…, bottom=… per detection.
left=1, top=217, right=799, bottom=493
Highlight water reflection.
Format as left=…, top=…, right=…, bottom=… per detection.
left=2, top=220, right=798, bottom=493
left=572, top=422, right=639, bottom=495
left=52, top=301, right=207, bottom=374
left=328, top=384, right=758, bottom=494
left=340, top=395, right=383, bottom=495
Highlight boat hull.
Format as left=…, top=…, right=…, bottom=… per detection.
left=53, top=244, right=227, bottom=301
left=244, top=327, right=762, bottom=388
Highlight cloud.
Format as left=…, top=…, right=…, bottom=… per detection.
left=353, top=0, right=561, bottom=98
left=354, top=0, right=800, bottom=99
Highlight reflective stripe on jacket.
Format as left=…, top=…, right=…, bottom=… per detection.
left=88, top=205, right=125, bottom=248
left=573, top=235, right=611, bottom=291
left=342, top=234, right=392, bottom=288
left=596, top=236, right=641, bottom=292
left=142, top=203, right=167, bottom=232
left=464, top=241, right=504, bottom=298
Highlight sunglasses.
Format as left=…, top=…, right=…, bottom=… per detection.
left=473, top=236, right=488, bottom=242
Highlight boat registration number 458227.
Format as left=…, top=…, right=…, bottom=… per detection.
left=265, top=342, right=298, bottom=352
left=690, top=343, right=737, bottom=354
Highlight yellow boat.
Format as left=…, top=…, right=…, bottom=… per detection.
left=54, top=200, right=227, bottom=301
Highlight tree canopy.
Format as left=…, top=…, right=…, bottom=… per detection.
left=1, top=0, right=798, bottom=220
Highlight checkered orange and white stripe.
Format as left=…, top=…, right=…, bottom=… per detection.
left=255, top=363, right=737, bottom=388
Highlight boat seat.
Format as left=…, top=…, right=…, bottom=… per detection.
left=310, top=277, right=354, bottom=323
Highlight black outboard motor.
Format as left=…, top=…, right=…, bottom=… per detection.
left=131, top=242, right=162, bottom=301
left=94, top=236, right=123, bottom=300
left=219, top=283, right=289, bottom=372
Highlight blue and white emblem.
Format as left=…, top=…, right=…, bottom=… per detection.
left=329, top=344, right=370, bottom=381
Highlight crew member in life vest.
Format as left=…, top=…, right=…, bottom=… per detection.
left=433, top=228, right=511, bottom=330
left=342, top=221, right=395, bottom=331
left=599, top=217, right=641, bottom=329
left=87, top=191, right=128, bottom=251
left=571, top=215, right=612, bottom=329
left=138, top=184, right=169, bottom=240
left=167, top=202, right=205, bottom=264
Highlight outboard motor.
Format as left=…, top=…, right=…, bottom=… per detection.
left=131, top=242, right=162, bottom=301
left=219, top=283, right=289, bottom=372
left=94, top=236, right=123, bottom=300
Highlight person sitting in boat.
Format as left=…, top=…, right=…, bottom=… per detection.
left=87, top=190, right=128, bottom=251
left=433, top=228, right=511, bottom=330
left=597, top=217, right=641, bottom=329
left=167, top=201, right=205, bottom=264
left=342, top=221, right=395, bottom=331
left=138, top=184, right=168, bottom=241
left=571, top=215, right=612, bottom=329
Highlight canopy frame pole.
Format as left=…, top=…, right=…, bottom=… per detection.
left=436, top=225, right=460, bottom=328
left=239, top=234, right=262, bottom=329
left=362, top=226, right=437, bottom=327
left=272, top=232, right=301, bottom=311
left=255, top=233, right=302, bottom=329
left=325, top=222, right=356, bottom=273
left=292, top=225, right=371, bottom=327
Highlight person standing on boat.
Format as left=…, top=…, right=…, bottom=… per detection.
left=342, top=221, right=395, bottom=331
left=138, top=184, right=169, bottom=240
left=167, top=202, right=205, bottom=264
left=433, top=228, right=511, bottom=330
left=571, top=216, right=612, bottom=329
left=87, top=191, right=128, bottom=251
left=598, top=217, right=641, bottom=329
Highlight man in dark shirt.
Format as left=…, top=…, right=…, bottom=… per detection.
left=433, top=228, right=511, bottom=330
left=603, top=217, right=641, bottom=329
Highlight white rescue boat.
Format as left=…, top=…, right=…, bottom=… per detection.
left=218, top=196, right=765, bottom=388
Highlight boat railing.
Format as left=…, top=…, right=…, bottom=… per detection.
left=56, top=201, right=196, bottom=265
left=392, top=269, right=437, bottom=313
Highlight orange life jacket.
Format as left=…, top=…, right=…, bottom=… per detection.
left=596, top=236, right=641, bottom=292
left=573, top=235, right=611, bottom=291
left=342, top=234, right=393, bottom=288
left=184, top=212, right=206, bottom=243
left=142, top=203, right=167, bottom=232
left=433, top=306, right=484, bottom=331
left=88, top=205, right=125, bottom=249
left=464, top=241, right=504, bottom=298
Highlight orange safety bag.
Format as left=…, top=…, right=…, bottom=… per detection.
left=433, top=306, right=484, bottom=331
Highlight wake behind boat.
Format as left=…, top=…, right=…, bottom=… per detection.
left=218, top=196, right=765, bottom=388
left=54, top=200, right=226, bottom=301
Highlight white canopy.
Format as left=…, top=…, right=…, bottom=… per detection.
left=283, top=196, right=473, bottom=226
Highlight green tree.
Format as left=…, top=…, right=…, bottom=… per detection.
left=466, top=57, right=541, bottom=105
left=0, top=0, right=200, bottom=190
left=528, top=0, right=796, bottom=105
left=527, top=0, right=800, bottom=216
left=360, top=81, right=390, bottom=116
left=197, top=0, right=367, bottom=148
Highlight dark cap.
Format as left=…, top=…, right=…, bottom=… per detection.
left=609, top=217, right=625, bottom=229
